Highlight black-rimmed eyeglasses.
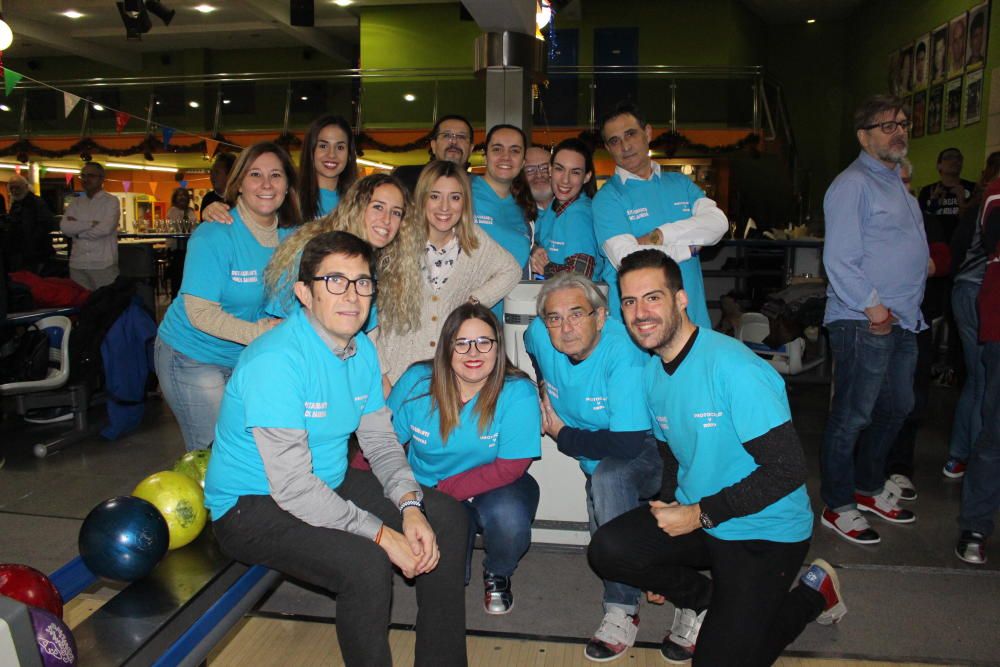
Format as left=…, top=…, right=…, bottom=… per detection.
left=453, top=337, right=496, bottom=354
left=311, top=274, right=377, bottom=297
left=543, top=309, right=596, bottom=328
left=862, top=120, right=912, bottom=134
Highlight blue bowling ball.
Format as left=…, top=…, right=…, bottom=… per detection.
left=78, top=496, right=170, bottom=582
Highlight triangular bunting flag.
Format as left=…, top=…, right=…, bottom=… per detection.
left=13, top=165, right=20, bottom=175
left=64, top=92, right=81, bottom=118
left=123, top=180, right=132, bottom=193
left=148, top=181, right=158, bottom=197
left=64, top=173, right=74, bottom=186
left=162, top=127, right=175, bottom=147
left=180, top=180, right=188, bottom=189
left=205, top=139, right=218, bottom=157
left=115, top=111, right=129, bottom=133
left=39, top=166, right=47, bottom=177
left=4, top=69, right=23, bottom=96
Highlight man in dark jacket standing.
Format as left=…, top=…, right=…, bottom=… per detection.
left=2, top=175, right=56, bottom=274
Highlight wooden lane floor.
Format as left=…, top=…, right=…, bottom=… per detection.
left=62, top=597, right=948, bottom=666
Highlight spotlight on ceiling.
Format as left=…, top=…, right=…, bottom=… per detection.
left=116, top=0, right=151, bottom=40
left=145, top=0, right=175, bottom=26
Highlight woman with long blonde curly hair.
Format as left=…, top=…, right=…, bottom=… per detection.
left=263, top=173, right=423, bottom=337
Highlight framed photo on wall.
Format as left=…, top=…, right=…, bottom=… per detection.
left=914, top=33, right=930, bottom=90
left=912, top=89, right=928, bottom=138
left=948, top=12, right=969, bottom=79
left=945, top=77, right=963, bottom=129
left=927, top=84, right=944, bottom=134
left=967, top=2, right=989, bottom=70
left=898, top=43, right=914, bottom=95
left=888, top=50, right=901, bottom=95
left=931, top=23, right=949, bottom=85
left=965, top=68, right=984, bottom=124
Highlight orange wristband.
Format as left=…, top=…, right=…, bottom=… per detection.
left=374, top=524, right=384, bottom=545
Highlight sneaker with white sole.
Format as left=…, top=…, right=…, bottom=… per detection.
left=799, top=558, right=847, bottom=625
left=942, top=458, right=967, bottom=479
left=660, top=607, right=706, bottom=664
left=888, top=473, right=917, bottom=501
left=584, top=608, right=639, bottom=662
left=821, top=507, right=881, bottom=545
left=855, top=484, right=916, bottom=524
left=483, top=572, right=513, bottom=615
left=955, top=531, right=987, bottom=565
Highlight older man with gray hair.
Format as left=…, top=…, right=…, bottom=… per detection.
left=522, top=272, right=660, bottom=662
left=2, top=175, right=55, bottom=274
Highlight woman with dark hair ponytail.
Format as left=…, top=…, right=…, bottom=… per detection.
left=530, top=137, right=605, bottom=280
left=472, top=125, right=535, bottom=302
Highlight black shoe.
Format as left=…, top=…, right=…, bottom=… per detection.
left=956, top=531, right=987, bottom=565
left=483, top=571, right=513, bottom=615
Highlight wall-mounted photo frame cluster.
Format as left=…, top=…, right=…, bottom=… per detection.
left=890, top=1, right=989, bottom=135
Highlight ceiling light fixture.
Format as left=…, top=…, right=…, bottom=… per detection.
left=806, top=18, right=816, bottom=24
left=333, top=0, right=354, bottom=7
left=62, top=10, right=85, bottom=19
left=0, top=104, right=10, bottom=112
left=92, top=104, right=105, bottom=111
left=403, top=93, right=416, bottom=102
left=188, top=101, right=200, bottom=108
left=0, top=17, right=13, bottom=50
left=193, top=4, right=216, bottom=13
left=44, top=167, right=81, bottom=175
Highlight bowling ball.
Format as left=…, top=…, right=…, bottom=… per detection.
left=78, top=496, right=169, bottom=582
left=0, top=563, right=63, bottom=618
left=132, top=470, right=207, bottom=550
left=172, top=448, right=211, bottom=488
left=28, top=606, right=77, bottom=666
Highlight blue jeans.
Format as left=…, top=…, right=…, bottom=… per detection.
left=959, top=342, right=1000, bottom=537
left=821, top=321, right=918, bottom=510
left=154, top=336, right=233, bottom=451
left=949, top=280, right=986, bottom=462
left=464, top=473, right=539, bottom=580
left=586, top=441, right=663, bottom=615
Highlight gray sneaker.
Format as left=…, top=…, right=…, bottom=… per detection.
left=956, top=531, right=987, bottom=565
left=483, top=572, right=513, bottom=614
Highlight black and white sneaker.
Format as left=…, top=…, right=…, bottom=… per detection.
left=483, top=571, right=513, bottom=614
left=660, top=607, right=705, bottom=663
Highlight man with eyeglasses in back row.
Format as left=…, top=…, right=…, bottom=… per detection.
left=819, top=95, right=928, bottom=547
left=393, top=114, right=475, bottom=194
left=523, top=272, right=661, bottom=662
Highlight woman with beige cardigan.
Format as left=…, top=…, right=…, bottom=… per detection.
left=375, top=160, right=521, bottom=390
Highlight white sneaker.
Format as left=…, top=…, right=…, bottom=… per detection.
left=584, top=608, right=639, bottom=662
left=660, top=607, right=706, bottom=663
left=888, top=474, right=917, bottom=501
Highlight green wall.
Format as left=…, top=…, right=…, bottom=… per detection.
left=845, top=0, right=1000, bottom=194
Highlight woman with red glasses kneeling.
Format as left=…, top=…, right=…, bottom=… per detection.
left=388, top=303, right=541, bottom=615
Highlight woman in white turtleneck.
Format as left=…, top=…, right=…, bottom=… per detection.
left=155, top=141, right=304, bottom=451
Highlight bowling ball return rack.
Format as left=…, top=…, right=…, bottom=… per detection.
left=49, top=531, right=280, bottom=666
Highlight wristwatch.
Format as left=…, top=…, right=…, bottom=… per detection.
left=399, top=499, right=426, bottom=516
left=699, top=511, right=715, bottom=530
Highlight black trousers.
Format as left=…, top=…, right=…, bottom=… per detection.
left=588, top=506, right=823, bottom=667
left=213, top=468, right=468, bottom=667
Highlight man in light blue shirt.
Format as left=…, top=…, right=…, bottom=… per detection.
left=820, top=95, right=927, bottom=547
left=524, top=273, right=659, bottom=662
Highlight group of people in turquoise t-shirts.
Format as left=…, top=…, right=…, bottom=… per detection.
left=152, top=101, right=745, bottom=667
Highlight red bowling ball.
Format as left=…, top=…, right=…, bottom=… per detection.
left=0, top=563, right=64, bottom=618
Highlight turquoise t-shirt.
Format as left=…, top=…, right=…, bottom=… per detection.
left=204, top=307, right=385, bottom=520
left=643, top=328, right=813, bottom=542
left=387, top=363, right=541, bottom=486
left=471, top=176, right=531, bottom=320
left=592, top=172, right=711, bottom=327
left=318, top=188, right=340, bottom=219
left=157, top=210, right=294, bottom=368
left=534, top=195, right=605, bottom=281
left=523, top=317, right=649, bottom=474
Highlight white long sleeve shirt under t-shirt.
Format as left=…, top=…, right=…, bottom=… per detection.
left=60, top=190, right=121, bottom=269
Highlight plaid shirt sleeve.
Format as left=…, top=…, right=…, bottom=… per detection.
left=544, top=253, right=596, bottom=279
